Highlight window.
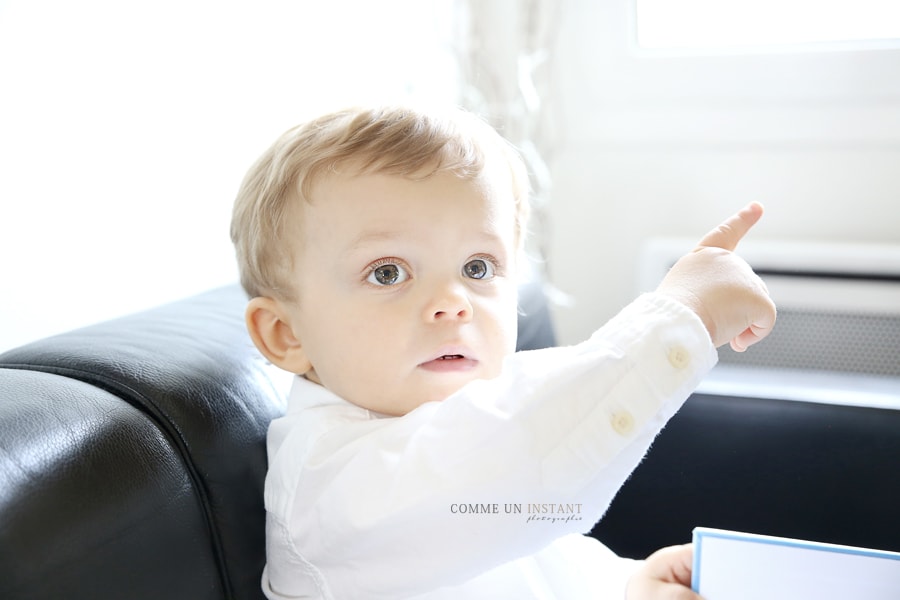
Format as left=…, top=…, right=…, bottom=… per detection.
left=635, top=0, right=900, bottom=52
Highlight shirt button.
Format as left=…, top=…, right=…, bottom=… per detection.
left=668, top=346, right=691, bottom=369
left=611, top=411, right=635, bottom=436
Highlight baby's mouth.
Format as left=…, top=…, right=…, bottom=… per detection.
left=419, top=352, right=478, bottom=372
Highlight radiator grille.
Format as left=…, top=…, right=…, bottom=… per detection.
left=719, top=308, right=900, bottom=377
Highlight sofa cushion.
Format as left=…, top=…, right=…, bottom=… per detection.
left=0, top=285, right=287, bottom=600
left=0, top=368, right=229, bottom=598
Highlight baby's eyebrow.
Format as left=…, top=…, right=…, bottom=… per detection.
left=471, top=229, right=509, bottom=250
left=345, top=230, right=403, bottom=253
left=345, top=228, right=509, bottom=257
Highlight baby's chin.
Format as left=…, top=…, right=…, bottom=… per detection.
left=341, top=362, right=507, bottom=416
left=367, top=378, right=482, bottom=417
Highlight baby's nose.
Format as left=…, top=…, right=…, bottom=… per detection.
left=424, top=283, right=473, bottom=323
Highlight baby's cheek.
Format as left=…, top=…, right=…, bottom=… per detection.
left=488, top=328, right=518, bottom=377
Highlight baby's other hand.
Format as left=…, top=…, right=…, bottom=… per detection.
left=626, top=544, right=702, bottom=600
left=656, top=202, right=776, bottom=351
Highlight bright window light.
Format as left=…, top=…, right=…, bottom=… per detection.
left=636, top=0, right=900, bottom=50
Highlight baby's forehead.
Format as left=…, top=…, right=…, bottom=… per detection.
left=295, top=141, right=527, bottom=244
left=292, top=169, right=518, bottom=262
left=306, top=169, right=516, bottom=229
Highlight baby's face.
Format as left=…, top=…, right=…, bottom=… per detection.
left=282, top=169, right=520, bottom=415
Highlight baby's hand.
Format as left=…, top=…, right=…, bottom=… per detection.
left=626, top=544, right=702, bottom=600
left=656, top=202, right=776, bottom=351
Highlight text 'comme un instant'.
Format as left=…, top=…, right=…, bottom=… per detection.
left=450, top=503, right=584, bottom=524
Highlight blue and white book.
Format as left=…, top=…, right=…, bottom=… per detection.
left=692, top=527, right=900, bottom=599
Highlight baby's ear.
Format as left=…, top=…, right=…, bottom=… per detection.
left=245, top=296, right=312, bottom=375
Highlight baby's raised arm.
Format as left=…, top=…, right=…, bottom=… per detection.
left=627, top=204, right=776, bottom=599
left=655, top=202, right=776, bottom=352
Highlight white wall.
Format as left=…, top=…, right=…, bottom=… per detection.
left=543, top=0, right=900, bottom=345
left=0, top=0, right=457, bottom=352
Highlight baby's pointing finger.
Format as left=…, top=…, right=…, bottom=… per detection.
left=696, top=202, right=764, bottom=252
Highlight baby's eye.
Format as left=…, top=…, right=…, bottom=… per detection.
left=367, top=262, right=409, bottom=286
left=462, top=258, right=496, bottom=280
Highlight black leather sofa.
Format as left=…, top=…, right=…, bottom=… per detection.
left=2, top=280, right=898, bottom=599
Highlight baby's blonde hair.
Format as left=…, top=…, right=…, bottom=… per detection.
left=230, top=104, right=531, bottom=300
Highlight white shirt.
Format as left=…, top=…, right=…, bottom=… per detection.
left=262, top=294, right=718, bottom=599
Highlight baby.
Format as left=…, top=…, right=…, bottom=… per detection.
left=231, top=104, right=776, bottom=599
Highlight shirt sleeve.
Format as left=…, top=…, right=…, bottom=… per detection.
left=265, top=293, right=717, bottom=599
